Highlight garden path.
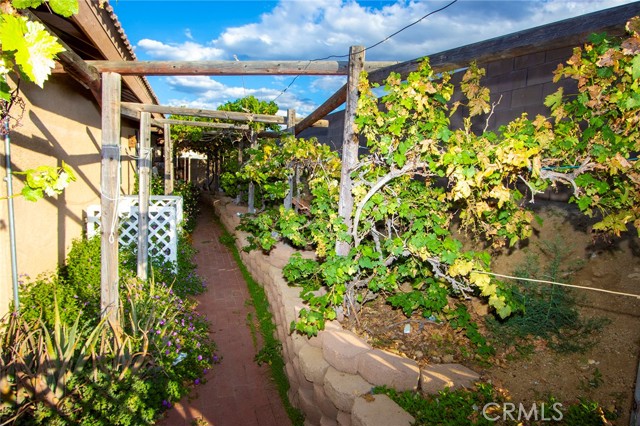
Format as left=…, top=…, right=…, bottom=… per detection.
left=158, top=201, right=292, bottom=426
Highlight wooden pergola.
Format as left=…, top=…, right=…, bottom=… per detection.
left=44, top=2, right=640, bottom=326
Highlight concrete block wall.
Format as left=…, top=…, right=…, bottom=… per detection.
left=208, top=195, right=480, bottom=426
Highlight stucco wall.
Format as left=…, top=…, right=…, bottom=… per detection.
left=0, top=75, right=139, bottom=316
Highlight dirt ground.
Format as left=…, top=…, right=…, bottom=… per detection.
left=344, top=201, right=640, bottom=425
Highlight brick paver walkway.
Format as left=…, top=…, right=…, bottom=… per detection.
left=158, top=202, right=292, bottom=426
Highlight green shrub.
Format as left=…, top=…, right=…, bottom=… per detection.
left=1, top=277, right=217, bottom=426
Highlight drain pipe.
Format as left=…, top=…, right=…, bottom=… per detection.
left=3, top=121, right=19, bottom=312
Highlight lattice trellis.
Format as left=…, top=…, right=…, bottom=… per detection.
left=86, top=196, right=183, bottom=264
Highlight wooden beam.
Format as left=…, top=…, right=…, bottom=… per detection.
left=84, top=60, right=398, bottom=76
left=156, top=119, right=250, bottom=131
left=137, top=112, right=151, bottom=281
left=164, top=123, right=174, bottom=195
left=100, top=72, right=121, bottom=324
left=294, top=83, right=346, bottom=135
left=336, top=46, right=365, bottom=256
left=122, top=102, right=286, bottom=125
left=295, top=2, right=640, bottom=135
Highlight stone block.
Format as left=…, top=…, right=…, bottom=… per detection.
left=309, top=332, right=323, bottom=348
left=320, top=416, right=338, bottom=426
left=514, top=51, right=546, bottom=69
left=351, top=394, right=414, bottom=426
left=357, top=349, right=420, bottom=391
left=420, top=363, right=481, bottom=395
left=337, top=411, right=351, bottom=426
left=323, top=367, right=373, bottom=412
left=511, top=85, right=543, bottom=108
left=268, top=242, right=297, bottom=268
left=323, top=329, right=371, bottom=374
left=315, top=383, right=339, bottom=419
left=300, top=386, right=322, bottom=425
left=486, top=57, right=514, bottom=77
left=526, top=62, right=557, bottom=86
left=291, top=333, right=310, bottom=356
left=299, top=345, right=331, bottom=384
left=294, top=356, right=312, bottom=389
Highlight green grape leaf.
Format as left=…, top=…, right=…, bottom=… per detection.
left=0, top=78, right=11, bottom=102
left=544, top=87, right=564, bottom=110
left=631, top=55, right=640, bottom=80
left=12, top=0, right=44, bottom=9
left=0, top=14, right=28, bottom=52
left=21, top=186, right=43, bottom=202
left=18, top=20, right=65, bottom=87
left=49, top=0, right=79, bottom=18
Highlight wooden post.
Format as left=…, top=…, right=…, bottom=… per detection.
left=164, top=123, right=173, bottom=194
left=248, top=131, right=257, bottom=214
left=100, top=72, right=121, bottom=324
left=235, top=139, right=243, bottom=204
left=137, top=112, right=151, bottom=281
left=284, top=109, right=296, bottom=210
left=336, top=46, right=365, bottom=256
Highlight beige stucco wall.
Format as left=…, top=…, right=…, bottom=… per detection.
left=0, top=74, right=139, bottom=316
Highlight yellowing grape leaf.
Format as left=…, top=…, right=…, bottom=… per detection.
left=19, top=20, right=65, bottom=87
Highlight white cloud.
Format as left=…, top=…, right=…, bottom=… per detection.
left=209, top=0, right=628, bottom=61
left=137, top=39, right=225, bottom=61
left=310, top=76, right=347, bottom=93
left=164, top=75, right=318, bottom=116
left=135, top=1, right=629, bottom=62
left=134, top=0, right=630, bottom=116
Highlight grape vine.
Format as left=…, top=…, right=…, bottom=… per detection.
left=237, top=18, right=640, bottom=337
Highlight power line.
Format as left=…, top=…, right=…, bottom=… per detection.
left=272, top=0, right=459, bottom=102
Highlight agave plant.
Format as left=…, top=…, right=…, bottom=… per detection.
left=0, top=299, right=104, bottom=416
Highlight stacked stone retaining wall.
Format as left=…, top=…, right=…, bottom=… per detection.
left=207, top=195, right=479, bottom=426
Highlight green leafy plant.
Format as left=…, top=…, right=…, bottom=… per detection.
left=487, top=238, right=606, bottom=353
left=374, top=383, right=499, bottom=426
left=237, top=19, right=640, bottom=339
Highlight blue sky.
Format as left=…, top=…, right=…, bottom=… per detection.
left=112, top=0, right=633, bottom=117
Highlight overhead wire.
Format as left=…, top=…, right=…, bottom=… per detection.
left=272, top=0, right=459, bottom=102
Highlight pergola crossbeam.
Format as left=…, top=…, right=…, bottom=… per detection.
left=84, top=60, right=399, bottom=76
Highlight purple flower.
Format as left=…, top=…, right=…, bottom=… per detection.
left=213, top=355, right=219, bottom=362
left=197, top=355, right=203, bottom=361
left=194, top=378, right=200, bottom=385
left=167, top=341, right=172, bottom=347
left=162, top=400, right=171, bottom=408
left=203, top=368, right=209, bottom=375
left=159, top=319, right=165, bottom=326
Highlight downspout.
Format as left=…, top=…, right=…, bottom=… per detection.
left=3, top=121, right=19, bottom=312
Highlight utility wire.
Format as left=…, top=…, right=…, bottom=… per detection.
left=473, top=270, right=640, bottom=300
left=272, top=0, right=459, bottom=102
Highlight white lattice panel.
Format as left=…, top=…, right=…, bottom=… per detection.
left=86, top=196, right=183, bottom=265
